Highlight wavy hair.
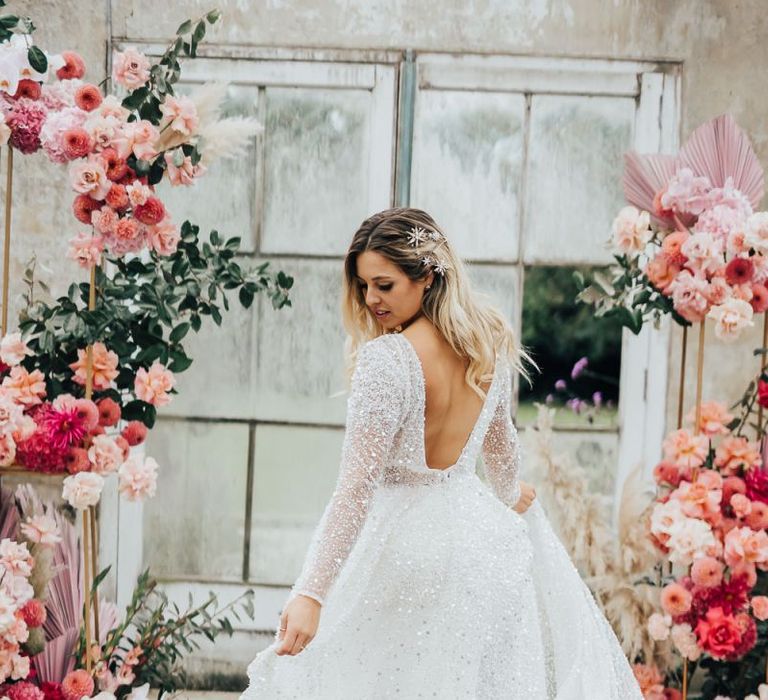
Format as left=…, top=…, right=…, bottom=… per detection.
left=341, top=207, right=534, bottom=398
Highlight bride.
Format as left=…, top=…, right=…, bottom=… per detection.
left=241, top=208, right=644, bottom=699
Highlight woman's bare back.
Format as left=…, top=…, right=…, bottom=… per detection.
left=401, top=320, right=492, bottom=471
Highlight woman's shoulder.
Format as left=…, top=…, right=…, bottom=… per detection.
left=356, top=333, right=407, bottom=373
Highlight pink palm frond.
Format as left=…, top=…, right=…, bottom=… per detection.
left=32, top=628, right=79, bottom=683
left=622, top=152, right=678, bottom=225
left=678, top=113, right=765, bottom=208
left=0, top=486, right=20, bottom=540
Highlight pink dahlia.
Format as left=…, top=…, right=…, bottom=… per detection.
left=41, top=403, right=88, bottom=450
left=6, top=97, right=48, bottom=154
left=61, top=669, right=93, bottom=700
left=61, top=127, right=92, bottom=159
left=74, top=83, right=102, bottom=112
left=725, top=257, right=754, bottom=286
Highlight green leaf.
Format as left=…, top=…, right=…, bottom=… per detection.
left=0, top=15, right=19, bottom=28
left=27, top=45, right=47, bottom=74
left=193, top=20, right=206, bottom=42
left=176, top=19, right=193, bottom=34
left=169, top=322, right=190, bottom=343
left=238, top=287, right=254, bottom=309
left=206, top=9, right=222, bottom=23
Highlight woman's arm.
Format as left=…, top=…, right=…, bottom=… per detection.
left=481, top=360, right=523, bottom=510
left=288, top=337, right=405, bottom=606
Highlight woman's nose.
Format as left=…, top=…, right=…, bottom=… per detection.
left=366, top=289, right=380, bottom=305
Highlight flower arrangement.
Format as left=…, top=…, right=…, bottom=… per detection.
left=0, top=8, right=293, bottom=509
left=577, top=114, right=766, bottom=342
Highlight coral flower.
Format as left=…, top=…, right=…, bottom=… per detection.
left=96, top=397, right=121, bottom=426
left=72, top=193, right=101, bottom=224
left=134, top=361, right=175, bottom=407
left=662, top=429, right=709, bottom=469
left=715, top=436, right=762, bottom=475
left=12, top=78, right=41, bottom=101
left=74, top=83, right=102, bottom=112
left=686, top=400, right=733, bottom=437
left=751, top=283, right=768, bottom=313
left=61, top=669, right=94, bottom=700
left=56, top=51, right=86, bottom=80
left=661, top=582, right=692, bottom=616
left=690, top=556, right=723, bottom=588
left=725, top=256, right=754, bottom=286
left=68, top=342, right=119, bottom=390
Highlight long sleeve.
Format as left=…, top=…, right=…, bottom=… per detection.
left=288, top=338, right=406, bottom=606
left=481, top=360, right=522, bottom=510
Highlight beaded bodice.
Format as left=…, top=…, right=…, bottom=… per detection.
left=289, top=332, right=523, bottom=605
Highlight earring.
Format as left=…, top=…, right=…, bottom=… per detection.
left=425, top=285, right=431, bottom=291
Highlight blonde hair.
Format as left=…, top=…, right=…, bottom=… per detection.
left=341, top=207, right=534, bottom=398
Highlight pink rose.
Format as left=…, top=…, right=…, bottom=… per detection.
left=87, top=434, right=124, bottom=475
left=724, top=526, right=768, bottom=569
left=69, top=157, right=111, bottom=200
left=0, top=332, right=33, bottom=366
left=751, top=595, right=768, bottom=621
left=134, top=361, right=175, bottom=407
left=668, top=270, right=711, bottom=323
left=160, top=95, right=199, bottom=136
left=112, top=48, right=151, bottom=90
left=147, top=219, right=180, bottom=255
left=707, top=297, right=754, bottom=343
left=67, top=231, right=104, bottom=269
left=91, top=205, right=119, bottom=235
left=164, top=150, right=206, bottom=186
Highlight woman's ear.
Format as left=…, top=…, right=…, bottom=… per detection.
left=424, top=271, right=434, bottom=290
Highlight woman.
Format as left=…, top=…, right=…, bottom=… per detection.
left=242, top=208, right=643, bottom=699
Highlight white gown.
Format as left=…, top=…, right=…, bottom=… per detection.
left=241, top=333, right=644, bottom=699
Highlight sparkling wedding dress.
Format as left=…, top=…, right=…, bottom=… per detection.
left=242, top=333, right=643, bottom=699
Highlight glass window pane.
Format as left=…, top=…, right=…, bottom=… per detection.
left=143, top=420, right=249, bottom=579
left=523, top=95, right=634, bottom=264
left=261, top=87, right=374, bottom=256
left=519, top=265, right=621, bottom=429
left=156, top=83, right=259, bottom=253
left=411, top=91, right=525, bottom=261
left=249, top=423, right=343, bottom=585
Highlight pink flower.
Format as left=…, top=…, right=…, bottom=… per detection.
left=645, top=254, right=681, bottom=294
left=126, top=181, right=152, bottom=207
left=661, top=581, right=692, bottom=617
left=160, top=95, right=199, bottom=136
left=38, top=106, right=89, bottom=163
left=101, top=147, right=129, bottom=181
left=61, top=471, right=104, bottom=510
left=42, top=403, right=88, bottom=450
left=662, top=231, right=689, bottom=266
left=62, top=127, right=93, bottom=159
left=680, top=231, right=724, bottom=276
left=61, top=669, right=94, bottom=700
left=1, top=367, right=46, bottom=406
left=119, top=119, right=159, bottom=161
left=164, top=149, right=206, bottom=186
left=133, top=196, right=166, bottom=226
left=5, top=97, right=47, bottom=154
left=0, top=539, right=33, bottom=577
left=751, top=595, right=768, bottom=621
left=147, top=219, right=180, bottom=255
left=6, top=681, right=44, bottom=700
left=134, top=361, right=175, bottom=406
left=0, top=431, right=17, bottom=467
left=724, top=526, right=768, bottom=569
left=751, top=283, right=768, bottom=313
left=19, top=598, right=46, bottom=628
left=662, top=429, right=709, bottom=469
left=87, top=434, right=124, bottom=475
left=20, top=514, right=61, bottom=546
left=0, top=332, right=32, bottom=366
left=67, top=230, right=104, bottom=268
left=112, top=48, right=151, bottom=90
left=686, top=400, right=733, bottom=437
left=69, top=156, right=111, bottom=200
left=715, top=436, right=762, bottom=475
left=74, top=83, right=102, bottom=112
left=105, top=183, right=129, bottom=211
left=670, top=478, right=722, bottom=521
left=671, top=623, right=702, bottom=661
left=707, top=297, right=754, bottom=342
left=731, top=493, right=753, bottom=518
left=108, top=216, right=145, bottom=255
left=661, top=168, right=712, bottom=216
left=91, top=205, right=119, bottom=235
left=73, top=193, right=102, bottom=224
left=746, top=212, right=768, bottom=256
left=694, top=606, right=742, bottom=660
left=725, top=257, right=754, bottom=286
left=84, top=112, right=124, bottom=153
left=56, top=51, right=86, bottom=80
left=746, top=500, right=768, bottom=530
left=64, top=446, right=90, bottom=473
left=632, top=663, right=665, bottom=696
left=694, top=204, right=749, bottom=245
left=121, top=420, right=147, bottom=446
left=97, top=397, right=121, bottom=426
left=691, top=556, right=723, bottom=588
left=612, top=206, right=652, bottom=255
left=68, top=342, right=119, bottom=390
left=668, top=270, right=711, bottom=323
left=118, top=455, right=158, bottom=501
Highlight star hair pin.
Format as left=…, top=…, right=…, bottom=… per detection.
left=421, top=255, right=450, bottom=276
left=407, top=226, right=430, bottom=247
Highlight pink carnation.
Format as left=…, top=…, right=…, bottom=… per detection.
left=134, top=361, right=175, bottom=406
left=61, top=669, right=94, bottom=700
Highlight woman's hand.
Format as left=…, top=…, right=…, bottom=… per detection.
left=275, top=594, right=321, bottom=656
left=513, top=481, right=536, bottom=514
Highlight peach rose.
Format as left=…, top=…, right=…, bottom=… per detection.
left=662, top=429, right=709, bottom=469
left=724, top=526, right=768, bottom=569
left=134, top=361, right=175, bottom=407
left=68, top=342, right=119, bottom=390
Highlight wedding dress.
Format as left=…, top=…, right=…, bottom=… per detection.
left=241, top=333, right=644, bottom=699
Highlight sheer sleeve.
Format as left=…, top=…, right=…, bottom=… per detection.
left=288, top=337, right=406, bottom=606
left=481, top=359, right=522, bottom=510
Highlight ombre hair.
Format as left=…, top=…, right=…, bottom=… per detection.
left=341, top=207, right=534, bottom=398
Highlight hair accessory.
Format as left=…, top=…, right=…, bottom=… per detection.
left=406, top=226, right=429, bottom=247
left=409, top=225, right=450, bottom=276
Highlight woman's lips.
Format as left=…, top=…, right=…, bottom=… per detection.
left=374, top=310, right=390, bottom=318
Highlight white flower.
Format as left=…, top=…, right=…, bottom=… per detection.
left=647, top=612, right=672, bottom=641
left=0, top=332, right=33, bottom=366
left=612, top=206, right=652, bottom=256
left=666, top=517, right=718, bottom=566
left=62, top=471, right=104, bottom=510
left=650, top=498, right=686, bottom=538
left=707, top=297, right=754, bottom=342
left=126, top=683, right=151, bottom=700
left=671, top=622, right=702, bottom=661
left=746, top=212, right=768, bottom=256
left=680, top=231, right=724, bottom=276
left=118, top=455, right=158, bottom=501
left=20, top=513, right=61, bottom=546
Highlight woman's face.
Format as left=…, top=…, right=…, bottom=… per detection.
left=356, top=251, right=431, bottom=330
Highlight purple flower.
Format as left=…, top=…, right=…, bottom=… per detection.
left=571, top=357, right=588, bottom=380
left=592, top=391, right=603, bottom=407
left=566, top=398, right=579, bottom=413
left=554, top=379, right=567, bottom=391
left=545, top=394, right=554, bottom=404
